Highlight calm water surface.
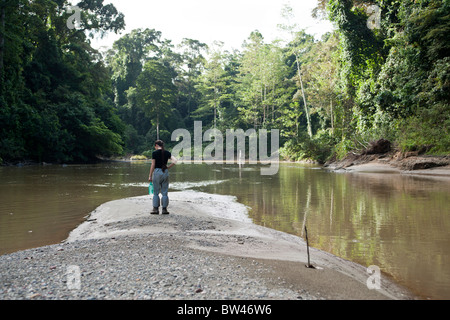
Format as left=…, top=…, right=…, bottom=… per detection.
left=0, top=162, right=449, bottom=299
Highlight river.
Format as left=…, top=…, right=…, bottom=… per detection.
left=0, top=161, right=449, bottom=299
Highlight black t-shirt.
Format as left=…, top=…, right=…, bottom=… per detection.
left=152, top=149, right=171, bottom=168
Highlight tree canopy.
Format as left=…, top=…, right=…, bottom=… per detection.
left=1, top=0, right=448, bottom=164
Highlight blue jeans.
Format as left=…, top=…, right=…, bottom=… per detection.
left=152, top=168, right=169, bottom=208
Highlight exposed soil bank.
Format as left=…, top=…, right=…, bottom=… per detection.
left=324, top=146, right=450, bottom=178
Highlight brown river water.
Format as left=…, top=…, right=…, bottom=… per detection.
left=0, top=161, right=449, bottom=299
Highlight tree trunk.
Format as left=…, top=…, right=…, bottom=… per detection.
left=295, top=53, right=312, bottom=138
left=263, top=85, right=266, bottom=126
left=0, top=4, right=5, bottom=86
left=156, top=104, right=160, bottom=140
left=213, top=73, right=217, bottom=129
left=214, top=98, right=217, bottom=129
left=330, top=98, right=334, bottom=136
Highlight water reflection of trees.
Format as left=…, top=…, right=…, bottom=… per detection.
left=239, top=165, right=450, bottom=299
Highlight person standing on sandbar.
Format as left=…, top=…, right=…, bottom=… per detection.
left=148, top=140, right=177, bottom=214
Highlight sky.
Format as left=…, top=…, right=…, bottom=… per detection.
left=81, top=0, right=334, bottom=51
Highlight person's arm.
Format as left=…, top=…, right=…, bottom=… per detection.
left=167, top=156, right=178, bottom=170
left=149, top=159, right=156, bottom=181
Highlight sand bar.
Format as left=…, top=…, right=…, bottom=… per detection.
left=0, top=190, right=416, bottom=300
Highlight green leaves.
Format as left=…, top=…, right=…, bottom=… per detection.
left=136, top=60, right=176, bottom=116
left=2, top=0, right=447, bottom=164
left=237, top=32, right=289, bottom=130
left=80, top=118, right=123, bottom=157
left=135, top=60, right=177, bottom=140
left=75, top=0, right=125, bottom=37
left=194, top=41, right=229, bottom=128
left=322, top=0, right=450, bottom=157
left=0, top=0, right=126, bottom=163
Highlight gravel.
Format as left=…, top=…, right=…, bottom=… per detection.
left=0, top=192, right=414, bottom=301
left=0, top=233, right=319, bottom=300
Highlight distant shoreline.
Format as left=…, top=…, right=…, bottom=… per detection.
left=321, top=152, right=450, bottom=180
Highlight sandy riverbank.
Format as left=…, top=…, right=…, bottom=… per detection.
left=0, top=190, right=416, bottom=300
left=323, top=150, right=450, bottom=180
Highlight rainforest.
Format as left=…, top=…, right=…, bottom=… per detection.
left=1, top=0, right=448, bottom=165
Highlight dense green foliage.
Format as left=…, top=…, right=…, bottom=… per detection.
left=326, top=0, right=450, bottom=156
left=0, top=0, right=125, bottom=163
left=1, top=0, right=448, bottom=164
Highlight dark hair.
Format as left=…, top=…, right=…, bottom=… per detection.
left=155, top=140, right=167, bottom=172
left=155, top=140, right=164, bottom=148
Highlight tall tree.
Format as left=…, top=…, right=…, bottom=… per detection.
left=278, top=5, right=315, bottom=137
left=237, top=31, right=290, bottom=131
left=302, top=32, right=339, bottom=135
left=176, top=38, right=207, bottom=121
left=0, top=0, right=126, bottom=163
left=136, top=60, right=177, bottom=140
left=107, top=28, right=162, bottom=107
left=195, top=41, right=228, bottom=129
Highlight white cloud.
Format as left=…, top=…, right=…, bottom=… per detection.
left=85, top=0, right=333, bottom=51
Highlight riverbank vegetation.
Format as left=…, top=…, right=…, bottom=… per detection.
left=1, top=0, right=448, bottom=165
